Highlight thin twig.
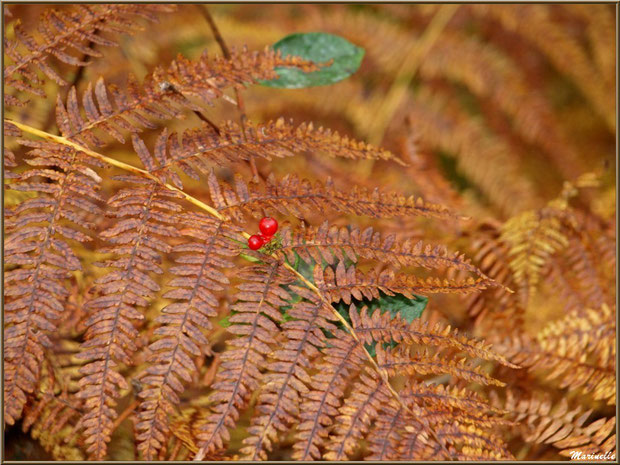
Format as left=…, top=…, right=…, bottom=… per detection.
left=199, top=5, right=260, bottom=182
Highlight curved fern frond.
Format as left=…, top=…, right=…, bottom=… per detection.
left=56, top=49, right=319, bottom=148
left=4, top=140, right=102, bottom=425
left=4, top=4, right=175, bottom=105
left=496, top=334, right=615, bottom=404
left=240, top=287, right=337, bottom=460
left=75, top=177, right=183, bottom=459
left=136, top=215, right=242, bottom=460
left=376, top=345, right=506, bottom=387
left=130, top=118, right=402, bottom=189
left=314, top=261, right=496, bottom=305
left=350, top=305, right=517, bottom=367
left=195, top=261, right=295, bottom=458
left=208, top=172, right=462, bottom=222
left=496, top=390, right=616, bottom=457
left=278, top=221, right=486, bottom=277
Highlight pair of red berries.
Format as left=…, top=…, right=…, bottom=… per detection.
left=248, top=217, right=278, bottom=250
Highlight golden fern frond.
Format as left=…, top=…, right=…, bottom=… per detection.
left=4, top=4, right=175, bottom=105
left=314, top=261, right=496, bottom=305
left=500, top=206, right=572, bottom=292
left=495, top=390, right=616, bottom=458
left=537, top=303, right=615, bottom=373
left=240, top=287, right=337, bottom=460
left=4, top=139, right=102, bottom=426
left=21, top=392, right=84, bottom=460
left=496, top=333, right=615, bottom=404
left=135, top=215, right=242, bottom=460
left=131, top=118, right=402, bottom=189
left=208, top=172, right=461, bottom=222
left=350, top=305, right=517, bottom=367
left=195, top=261, right=296, bottom=459
left=56, top=50, right=319, bottom=148
left=278, top=220, right=487, bottom=277
left=75, top=177, right=184, bottom=459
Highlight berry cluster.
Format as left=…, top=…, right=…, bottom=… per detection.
left=247, top=217, right=278, bottom=250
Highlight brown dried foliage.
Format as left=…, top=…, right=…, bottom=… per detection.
left=3, top=3, right=615, bottom=462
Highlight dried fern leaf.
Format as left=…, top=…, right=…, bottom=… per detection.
left=501, top=206, right=573, bottom=292
left=240, top=287, right=338, bottom=460
left=314, top=261, right=496, bottom=305
left=496, top=333, right=615, bottom=404
left=4, top=140, right=102, bottom=426
left=75, top=178, right=184, bottom=459
left=129, top=118, right=402, bottom=189
left=136, top=215, right=243, bottom=460
left=496, top=390, right=616, bottom=457
left=292, top=329, right=367, bottom=460
left=208, top=172, right=462, bottom=222
left=377, top=345, right=505, bottom=387
left=350, top=305, right=517, bottom=367
left=323, top=368, right=391, bottom=460
left=4, top=4, right=175, bottom=106
left=195, top=262, right=296, bottom=458
left=56, top=49, right=319, bottom=148
left=279, top=221, right=486, bottom=278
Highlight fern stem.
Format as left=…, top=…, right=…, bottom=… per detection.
left=5, top=119, right=229, bottom=223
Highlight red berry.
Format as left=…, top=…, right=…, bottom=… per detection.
left=260, top=234, right=273, bottom=243
left=248, top=234, right=264, bottom=250
left=259, top=217, right=278, bottom=236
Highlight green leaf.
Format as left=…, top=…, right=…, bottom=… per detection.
left=333, top=291, right=428, bottom=325
left=367, top=292, right=428, bottom=324
left=261, top=32, right=365, bottom=88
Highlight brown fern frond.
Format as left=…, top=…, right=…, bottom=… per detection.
left=240, top=287, right=337, bottom=460
left=4, top=140, right=102, bottom=426
left=464, top=224, right=523, bottom=332
left=292, top=329, right=367, bottom=460
left=129, top=118, right=402, bottom=189
left=4, top=4, right=175, bottom=105
left=135, top=215, right=242, bottom=460
left=195, top=261, right=296, bottom=458
left=377, top=345, right=506, bottom=387
left=55, top=50, right=320, bottom=148
left=496, top=333, right=615, bottom=404
left=208, top=172, right=462, bottom=222
left=314, top=261, right=496, bottom=305
left=366, top=398, right=414, bottom=460
left=278, top=221, right=486, bottom=278
left=323, top=368, right=391, bottom=460
left=351, top=305, right=517, bottom=367
left=496, top=390, right=616, bottom=458
left=75, top=177, right=184, bottom=459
